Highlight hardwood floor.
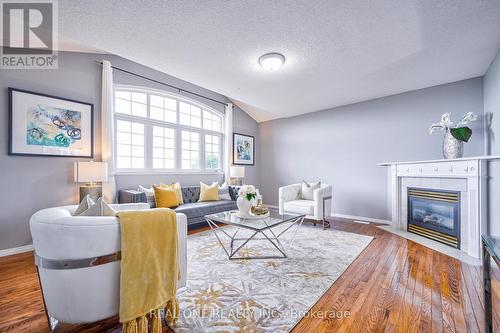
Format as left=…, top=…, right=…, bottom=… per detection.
left=0, top=219, right=498, bottom=333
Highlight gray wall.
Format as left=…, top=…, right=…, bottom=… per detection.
left=258, top=78, right=485, bottom=221
left=485, top=49, right=500, bottom=236
left=0, top=51, right=258, bottom=251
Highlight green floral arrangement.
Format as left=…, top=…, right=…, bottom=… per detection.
left=238, top=185, right=257, bottom=201
left=429, top=112, right=477, bottom=142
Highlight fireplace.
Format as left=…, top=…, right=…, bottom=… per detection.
left=407, top=188, right=460, bottom=248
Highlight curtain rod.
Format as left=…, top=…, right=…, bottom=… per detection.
left=94, top=60, right=228, bottom=107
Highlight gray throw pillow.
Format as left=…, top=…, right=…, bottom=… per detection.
left=73, top=195, right=95, bottom=215
left=76, top=197, right=117, bottom=216
left=301, top=181, right=321, bottom=200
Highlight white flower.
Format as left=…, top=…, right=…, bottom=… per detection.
left=238, top=185, right=256, bottom=197
left=456, top=112, right=477, bottom=127
left=429, top=112, right=477, bottom=135
left=441, top=112, right=453, bottom=128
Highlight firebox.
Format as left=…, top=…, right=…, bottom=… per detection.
left=407, top=188, right=460, bottom=248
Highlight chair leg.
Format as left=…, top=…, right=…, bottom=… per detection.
left=323, top=218, right=331, bottom=230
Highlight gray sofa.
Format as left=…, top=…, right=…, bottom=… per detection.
left=118, top=186, right=238, bottom=226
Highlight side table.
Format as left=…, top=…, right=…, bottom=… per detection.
left=482, top=235, right=500, bottom=333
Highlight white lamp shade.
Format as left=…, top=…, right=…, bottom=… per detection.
left=230, top=166, right=245, bottom=178
left=74, top=161, right=108, bottom=183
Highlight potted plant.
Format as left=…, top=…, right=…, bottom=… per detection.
left=237, top=185, right=257, bottom=216
left=429, top=112, right=477, bottom=159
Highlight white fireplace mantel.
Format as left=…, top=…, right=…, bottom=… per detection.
left=379, top=156, right=500, bottom=258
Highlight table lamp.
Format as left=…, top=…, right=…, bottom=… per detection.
left=74, top=161, right=108, bottom=201
left=230, top=166, right=245, bottom=185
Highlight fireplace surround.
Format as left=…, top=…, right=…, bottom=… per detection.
left=379, top=156, right=500, bottom=259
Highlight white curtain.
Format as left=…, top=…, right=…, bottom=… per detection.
left=224, top=103, right=233, bottom=183
left=101, top=60, right=117, bottom=203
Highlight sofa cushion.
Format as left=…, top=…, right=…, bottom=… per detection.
left=73, top=195, right=95, bottom=215
left=174, top=200, right=236, bottom=220
left=160, top=182, right=184, bottom=205
left=153, top=186, right=179, bottom=208
left=181, top=186, right=200, bottom=203
left=77, top=198, right=117, bottom=216
left=219, top=183, right=232, bottom=200
left=137, top=185, right=155, bottom=206
left=301, top=181, right=321, bottom=200
left=284, top=199, right=314, bottom=215
left=199, top=182, right=220, bottom=202
left=228, top=186, right=240, bottom=201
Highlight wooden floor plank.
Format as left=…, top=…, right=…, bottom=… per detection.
left=0, top=219, right=495, bottom=333
left=431, top=245, right=444, bottom=333
left=439, top=254, right=458, bottom=332
left=418, top=246, right=433, bottom=333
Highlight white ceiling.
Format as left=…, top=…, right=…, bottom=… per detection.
left=58, top=0, right=500, bottom=122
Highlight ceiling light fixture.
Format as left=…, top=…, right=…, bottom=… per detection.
left=258, top=53, right=285, bottom=71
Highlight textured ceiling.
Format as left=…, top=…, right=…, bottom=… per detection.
left=58, top=0, right=500, bottom=122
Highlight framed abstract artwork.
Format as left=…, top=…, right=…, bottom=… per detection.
left=9, top=88, right=93, bottom=158
left=233, top=132, right=255, bottom=165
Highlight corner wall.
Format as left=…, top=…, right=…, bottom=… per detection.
left=258, top=78, right=485, bottom=221
left=484, top=49, right=500, bottom=236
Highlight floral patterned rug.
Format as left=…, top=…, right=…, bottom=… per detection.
left=169, top=222, right=373, bottom=332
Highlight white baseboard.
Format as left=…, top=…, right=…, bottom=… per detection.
left=265, top=204, right=390, bottom=225
left=330, top=213, right=390, bottom=225
left=0, top=244, right=34, bottom=257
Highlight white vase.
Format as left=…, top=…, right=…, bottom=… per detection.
left=237, top=196, right=253, bottom=216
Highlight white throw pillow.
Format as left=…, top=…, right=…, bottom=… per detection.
left=76, top=197, right=116, bottom=216
left=73, top=195, right=95, bottom=215
left=138, top=185, right=155, bottom=205
left=301, top=181, right=321, bottom=200
left=219, top=182, right=232, bottom=200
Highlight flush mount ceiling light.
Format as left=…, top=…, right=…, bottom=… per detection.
left=258, top=53, right=285, bottom=71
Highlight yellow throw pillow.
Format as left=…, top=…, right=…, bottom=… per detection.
left=160, top=182, right=184, bottom=205
left=199, top=181, right=220, bottom=202
left=153, top=186, right=179, bottom=208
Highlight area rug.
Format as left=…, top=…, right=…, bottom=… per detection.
left=170, top=222, right=373, bottom=332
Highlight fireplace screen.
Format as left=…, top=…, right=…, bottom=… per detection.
left=407, top=188, right=460, bottom=248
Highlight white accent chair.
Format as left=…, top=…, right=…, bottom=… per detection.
left=29, top=203, right=187, bottom=329
left=279, top=183, right=333, bottom=229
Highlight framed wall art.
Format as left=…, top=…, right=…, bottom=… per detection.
left=233, top=132, right=255, bottom=165
left=9, top=88, right=93, bottom=158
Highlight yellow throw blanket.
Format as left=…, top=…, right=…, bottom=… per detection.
left=116, top=209, right=180, bottom=333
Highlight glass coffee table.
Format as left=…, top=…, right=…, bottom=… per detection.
left=205, top=208, right=305, bottom=260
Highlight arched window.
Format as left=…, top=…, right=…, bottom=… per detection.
left=114, top=86, right=223, bottom=173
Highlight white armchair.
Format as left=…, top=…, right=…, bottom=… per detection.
left=29, top=203, right=188, bottom=329
left=279, top=182, right=332, bottom=229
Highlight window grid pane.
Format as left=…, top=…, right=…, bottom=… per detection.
left=205, top=134, right=220, bottom=169
left=115, top=89, right=223, bottom=171
left=116, top=120, right=144, bottom=169
left=179, top=102, right=202, bottom=128
left=181, top=130, right=200, bottom=169
left=149, top=94, right=177, bottom=123
left=152, top=126, right=175, bottom=169
left=203, top=110, right=222, bottom=132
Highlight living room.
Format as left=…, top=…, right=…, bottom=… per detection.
left=1, top=1, right=500, bottom=332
